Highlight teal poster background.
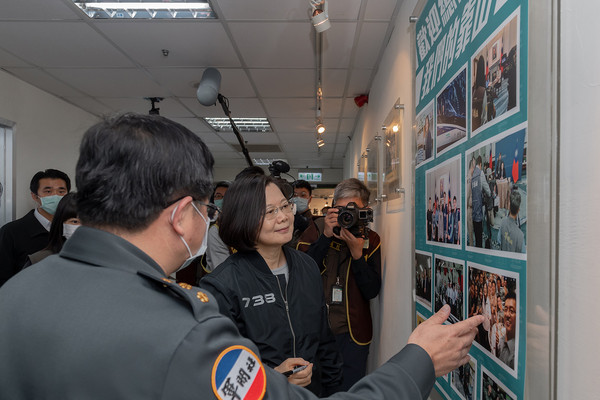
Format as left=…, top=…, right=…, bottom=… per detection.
left=414, top=0, right=528, bottom=399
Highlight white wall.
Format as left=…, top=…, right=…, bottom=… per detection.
left=557, top=1, right=600, bottom=397
left=345, top=0, right=419, bottom=369
left=0, top=70, right=98, bottom=218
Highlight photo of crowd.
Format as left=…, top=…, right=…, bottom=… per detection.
left=465, top=127, right=527, bottom=256
left=436, top=67, right=467, bottom=155
left=451, top=355, right=476, bottom=400
left=468, top=263, right=518, bottom=373
left=416, top=101, right=434, bottom=166
left=481, top=367, right=516, bottom=400
left=415, top=251, right=432, bottom=308
left=434, top=256, right=464, bottom=324
left=426, top=155, right=461, bottom=247
left=471, top=13, right=520, bottom=134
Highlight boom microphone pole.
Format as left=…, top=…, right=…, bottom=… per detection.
left=196, top=68, right=253, bottom=167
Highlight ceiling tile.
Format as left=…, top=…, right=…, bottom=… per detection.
left=0, top=49, right=32, bottom=67
left=321, top=22, right=357, bottom=68
left=347, top=69, right=374, bottom=96
left=0, top=0, right=82, bottom=19
left=46, top=68, right=166, bottom=97
left=229, top=22, right=314, bottom=68
left=63, top=96, right=115, bottom=116
left=364, top=0, right=399, bottom=20
left=250, top=69, right=314, bottom=98
left=263, top=98, right=314, bottom=119
left=328, top=0, right=362, bottom=20
left=217, top=0, right=309, bottom=20
left=0, top=22, right=134, bottom=67
left=4, top=67, right=87, bottom=98
left=96, top=21, right=241, bottom=68
left=353, top=22, right=389, bottom=69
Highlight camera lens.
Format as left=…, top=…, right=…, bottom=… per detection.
left=338, top=211, right=356, bottom=228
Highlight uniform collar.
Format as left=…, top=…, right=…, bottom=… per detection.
left=60, top=226, right=167, bottom=278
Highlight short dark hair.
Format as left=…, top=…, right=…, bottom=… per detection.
left=476, top=155, right=483, bottom=166
left=293, top=179, right=312, bottom=196
left=509, top=190, right=521, bottom=216
left=76, top=113, right=214, bottom=232
left=46, top=192, right=78, bottom=254
left=210, top=181, right=230, bottom=201
left=505, top=291, right=516, bottom=302
left=219, top=174, right=283, bottom=252
left=30, top=169, right=71, bottom=194
left=234, top=166, right=265, bottom=181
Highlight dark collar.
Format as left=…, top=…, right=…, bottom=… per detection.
left=60, top=226, right=166, bottom=278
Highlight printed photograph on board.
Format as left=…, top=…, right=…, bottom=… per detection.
left=416, top=100, right=434, bottom=166
left=434, top=255, right=464, bottom=324
left=415, top=250, right=433, bottom=309
left=451, top=355, right=476, bottom=400
left=468, top=263, right=519, bottom=374
left=416, top=312, right=426, bottom=326
left=465, top=125, right=527, bottom=256
left=471, top=12, right=520, bottom=135
left=426, top=155, right=461, bottom=248
left=481, top=366, right=516, bottom=400
left=436, top=66, right=467, bottom=155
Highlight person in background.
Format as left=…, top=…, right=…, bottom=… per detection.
left=498, top=189, right=525, bottom=253
left=200, top=174, right=343, bottom=396
left=0, top=169, right=70, bottom=287
left=289, top=179, right=322, bottom=250
left=471, top=156, right=491, bottom=248
left=203, top=181, right=232, bottom=272
left=300, top=178, right=380, bottom=390
left=23, top=192, right=80, bottom=267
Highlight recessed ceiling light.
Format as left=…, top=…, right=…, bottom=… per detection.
left=252, top=158, right=288, bottom=166
left=73, top=1, right=216, bottom=19
left=204, top=117, right=272, bottom=133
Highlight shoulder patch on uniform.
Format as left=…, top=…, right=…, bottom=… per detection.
left=211, top=345, right=266, bottom=400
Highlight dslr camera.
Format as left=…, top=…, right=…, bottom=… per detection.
left=333, top=202, right=373, bottom=239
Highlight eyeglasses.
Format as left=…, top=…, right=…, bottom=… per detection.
left=264, top=201, right=293, bottom=221
left=194, top=201, right=221, bottom=223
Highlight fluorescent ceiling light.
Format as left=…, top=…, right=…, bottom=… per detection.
left=204, top=117, right=272, bottom=133
left=73, top=1, right=216, bottom=19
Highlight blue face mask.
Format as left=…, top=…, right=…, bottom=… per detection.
left=40, top=195, right=63, bottom=215
left=292, top=197, right=309, bottom=214
left=213, top=199, right=224, bottom=209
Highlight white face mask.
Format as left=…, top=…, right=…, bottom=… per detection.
left=172, top=202, right=210, bottom=272
left=62, top=224, right=80, bottom=240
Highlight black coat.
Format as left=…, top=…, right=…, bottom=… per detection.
left=200, top=247, right=343, bottom=394
left=0, top=209, right=49, bottom=287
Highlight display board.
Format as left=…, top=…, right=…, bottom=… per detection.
left=414, top=0, right=528, bottom=398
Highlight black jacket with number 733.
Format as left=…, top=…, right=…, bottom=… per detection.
left=199, top=247, right=343, bottom=396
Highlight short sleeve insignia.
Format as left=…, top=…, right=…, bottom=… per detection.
left=211, top=346, right=266, bottom=400
left=196, top=291, right=209, bottom=303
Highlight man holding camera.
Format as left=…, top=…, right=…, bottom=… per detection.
left=299, top=178, right=380, bottom=390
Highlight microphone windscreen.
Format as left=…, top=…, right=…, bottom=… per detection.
left=196, top=68, right=221, bottom=106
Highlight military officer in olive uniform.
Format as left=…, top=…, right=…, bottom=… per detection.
left=0, top=113, right=483, bottom=400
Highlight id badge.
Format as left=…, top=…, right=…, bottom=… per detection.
left=331, top=284, right=343, bottom=305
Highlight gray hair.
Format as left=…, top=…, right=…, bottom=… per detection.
left=333, top=178, right=370, bottom=206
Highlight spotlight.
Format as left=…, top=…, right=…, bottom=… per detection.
left=311, top=0, right=331, bottom=33
left=392, top=124, right=399, bottom=133
left=316, top=123, right=326, bottom=134
left=317, top=138, right=325, bottom=147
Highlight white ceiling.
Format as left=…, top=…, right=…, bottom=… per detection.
left=0, top=0, right=400, bottom=170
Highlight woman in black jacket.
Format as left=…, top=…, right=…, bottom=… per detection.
left=200, top=174, right=342, bottom=396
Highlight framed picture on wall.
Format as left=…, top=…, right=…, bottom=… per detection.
left=381, top=98, right=404, bottom=201
left=365, top=136, right=380, bottom=204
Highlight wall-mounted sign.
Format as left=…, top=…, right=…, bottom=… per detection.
left=299, top=172, right=322, bottom=182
